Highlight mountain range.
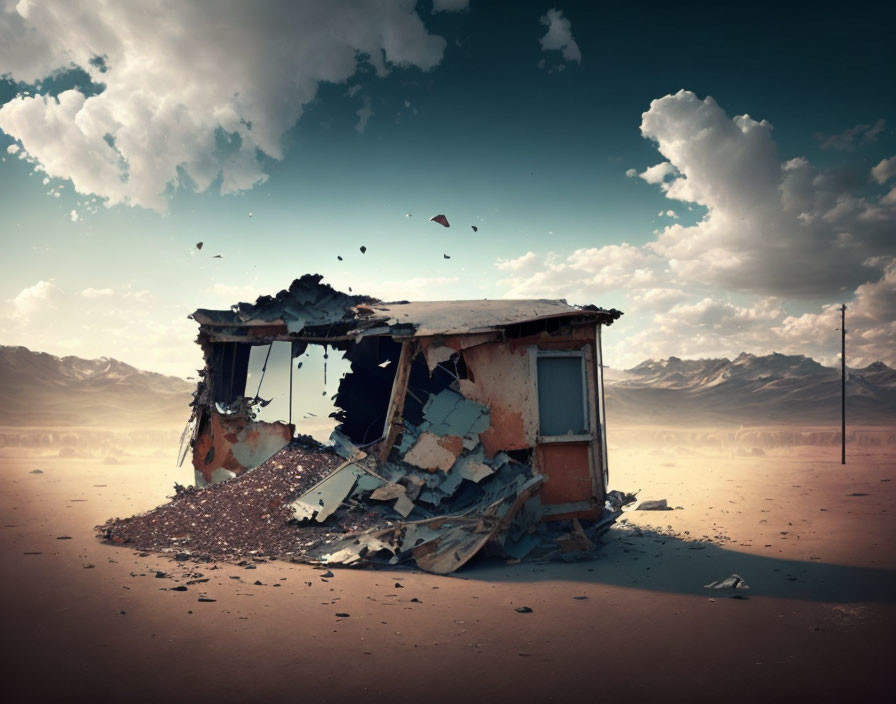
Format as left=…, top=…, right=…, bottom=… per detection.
left=1, top=346, right=893, bottom=429
left=0, top=345, right=193, bottom=427
left=604, top=352, right=896, bottom=425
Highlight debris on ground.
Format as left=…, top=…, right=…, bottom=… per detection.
left=704, top=574, right=750, bottom=590
left=637, top=499, right=671, bottom=511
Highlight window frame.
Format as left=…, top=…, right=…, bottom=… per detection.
left=533, top=349, right=593, bottom=443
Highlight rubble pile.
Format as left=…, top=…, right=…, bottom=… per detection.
left=101, top=435, right=630, bottom=573
left=100, top=442, right=348, bottom=560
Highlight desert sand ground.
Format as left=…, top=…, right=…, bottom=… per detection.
left=1, top=432, right=894, bottom=703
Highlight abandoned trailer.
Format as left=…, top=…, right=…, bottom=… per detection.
left=142, top=274, right=626, bottom=573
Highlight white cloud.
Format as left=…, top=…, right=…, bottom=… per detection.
left=495, top=251, right=537, bottom=272
left=69, top=209, right=79, bottom=222
left=493, top=90, right=896, bottom=367
left=539, top=9, right=581, bottom=64
left=496, top=243, right=665, bottom=300
left=355, top=96, right=374, bottom=134
left=6, top=143, right=19, bottom=154
left=9, top=280, right=64, bottom=318
left=625, top=168, right=637, bottom=178
left=639, top=90, right=895, bottom=297
left=432, top=0, right=470, bottom=12
left=638, top=161, right=677, bottom=184
left=816, top=119, right=885, bottom=151
left=871, top=156, right=896, bottom=185
left=81, top=287, right=115, bottom=299
left=665, top=209, right=678, bottom=219
left=0, top=1, right=447, bottom=212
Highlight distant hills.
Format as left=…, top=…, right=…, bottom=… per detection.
left=1, top=346, right=893, bottom=429
left=605, top=352, right=896, bottom=425
left=0, top=346, right=193, bottom=427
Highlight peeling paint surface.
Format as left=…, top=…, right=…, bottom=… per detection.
left=403, top=431, right=460, bottom=471
left=192, top=410, right=292, bottom=484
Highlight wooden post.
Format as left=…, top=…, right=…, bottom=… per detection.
left=841, top=304, right=846, bottom=465
left=377, top=341, right=414, bottom=462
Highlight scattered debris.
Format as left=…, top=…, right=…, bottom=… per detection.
left=471, top=225, right=478, bottom=232
left=515, top=606, right=533, bottom=613
left=359, top=246, right=367, bottom=253
left=196, top=242, right=203, bottom=250
left=637, top=499, right=671, bottom=511
left=704, top=574, right=750, bottom=590
left=430, top=214, right=450, bottom=227
left=443, top=253, right=451, bottom=259
left=29, top=469, right=44, bottom=474
left=213, top=254, right=222, bottom=258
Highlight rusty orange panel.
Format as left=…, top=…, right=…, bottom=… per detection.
left=193, top=409, right=292, bottom=483
left=536, top=443, right=593, bottom=506
left=479, top=403, right=528, bottom=458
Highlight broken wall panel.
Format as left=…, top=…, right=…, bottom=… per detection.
left=192, top=408, right=292, bottom=485
left=459, top=341, right=538, bottom=456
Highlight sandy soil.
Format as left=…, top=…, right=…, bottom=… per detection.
left=1, top=437, right=894, bottom=703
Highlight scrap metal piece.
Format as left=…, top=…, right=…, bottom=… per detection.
left=290, top=461, right=368, bottom=522
left=402, top=431, right=462, bottom=471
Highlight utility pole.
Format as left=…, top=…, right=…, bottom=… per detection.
left=841, top=304, right=846, bottom=465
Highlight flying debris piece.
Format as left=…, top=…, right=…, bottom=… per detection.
left=471, top=226, right=478, bottom=232
left=443, top=254, right=451, bottom=259
left=405, top=213, right=412, bottom=218
left=360, top=246, right=367, bottom=254
left=213, top=254, right=223, bottom=259
left=248, top=211, right=253, bottom=218
left=196, top=242, right=203, bottom=250
left=337, top=255, right=343, bottom=261
left=430, top=214, right=450, bottom=228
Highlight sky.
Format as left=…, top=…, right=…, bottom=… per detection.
left=0, top=0, right=894, bottom=378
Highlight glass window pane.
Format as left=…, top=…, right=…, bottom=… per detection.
left=537, top=355, right=587, bottom=436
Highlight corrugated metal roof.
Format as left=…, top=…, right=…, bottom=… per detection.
left=191, top=274, right=622, bottom=338
left=360, top=299, right=610, bottom=336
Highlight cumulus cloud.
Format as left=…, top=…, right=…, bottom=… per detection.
left=497, top=243, right=666, bottom=300
left=6, top=143, right=19, bottom=154
left=495, top=251, right=538, bottom=272
left=638, top=162, right=677, bottom=184
left=495, top=90, right=896, bottom=366
left=0, top=0, right=447, bottom=212
left=9, top=280, right=64, bottom=318
left=815, top=119, right=885, bottom=151
left=871, top=156, right=896, bottom=184
left=432, top=0, right=470, bottom=12
left=69, top=209, right=79, bottom=222
left=625, top=168, right=637, bottom=178
left=539, top=9, right=581, bottom=64
left=639, top=90, right=895, bottom=297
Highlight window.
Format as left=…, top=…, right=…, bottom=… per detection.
left=536, top=352, right=589, bottom=437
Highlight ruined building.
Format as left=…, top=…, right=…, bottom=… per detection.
left=177, top=274, right=624, bottom=572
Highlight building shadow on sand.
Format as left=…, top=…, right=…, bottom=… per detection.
left=456, top=525, right=896, bottom=604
